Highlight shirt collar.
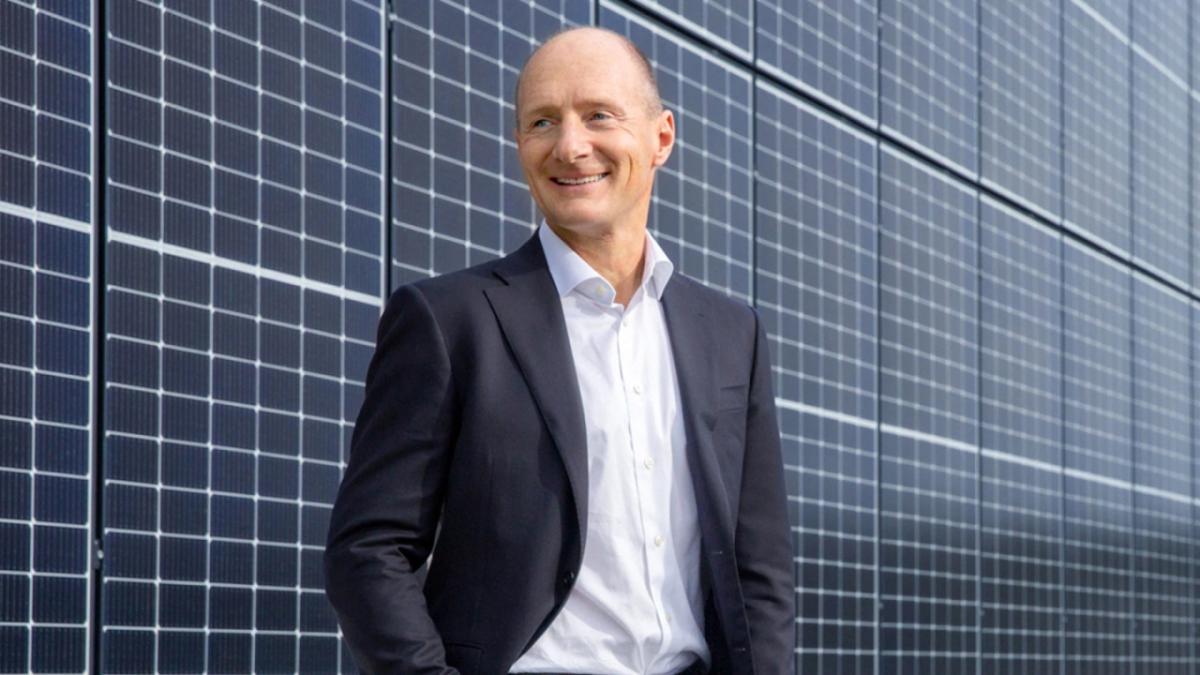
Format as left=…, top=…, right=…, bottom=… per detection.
left=538, top=222, right=674, bottom=303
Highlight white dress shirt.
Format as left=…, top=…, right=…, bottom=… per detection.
left=510, top=224, right=709, bottom=675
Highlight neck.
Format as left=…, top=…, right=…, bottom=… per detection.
left=547, top=220, right=647, bottom=307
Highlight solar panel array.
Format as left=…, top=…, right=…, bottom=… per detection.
left=1, top=0, right=1198, bottom=672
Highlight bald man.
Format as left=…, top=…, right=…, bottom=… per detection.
left=325, top=28, right=795, bottom=675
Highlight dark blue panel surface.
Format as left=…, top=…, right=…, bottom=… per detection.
left=879, top=146, right=978, bottom=445
left=979, top=199, right=1063, bottom=673
left=754, top=82, right=877, bottom=420
left=0, top=0, right=93, bottom=670
left=755, top=83, right=877, bottom=673
left=1132, top=0, right=1188, bottom=82
left=1132, top=58, right=1190, bottom=285
left=878, top=145, right=978, bottom=672
left=755, top=0, right=876, bottom=122
left=1063, top=2, right=1131, bottom=254
left=623, top=0, right=752, bottom=59
left=1062, top=242, right=1133, bottom=674
left=980, top=0, right=1062, bottom=218
left=1131, top=276, right=1192, bottom=674
left=881, top=0, right=979, bottom=173
left=101, top=2, right=386, bottom=673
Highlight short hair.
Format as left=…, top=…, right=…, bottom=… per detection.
left=513, top=26, right=663, bottom=129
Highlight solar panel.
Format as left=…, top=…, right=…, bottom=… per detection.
left=1062, top=241, right=1133, bottom=675
left=1131, top=275, right=1192, bottom=673
left=1132, top=0, right=1188, bottom=84
left=0, top=0, right=94, bottom=672
left=754, top=81, right=878, bottom=673
left=755, top=0, right=877, bottom=123
left=880, top=0, right=979, bottom=174
left=388, top=0, right=589, bottom=287
left=0, top=0, right=1197, bottom=672
left=101, top=1, right=385, bottom=672
left=619, top=0, right=752, bottom=61
left=878, top=145, right=978, bottom=673
left=601, top=0, right=754, bottom=302
left=979, top=198, right=1063, bottom=674
left=980, top=0, right=1062, bottom=219
left=1131, top=56, right=1190, bottom=286
left=1063, top=1, right=1131, bottom=255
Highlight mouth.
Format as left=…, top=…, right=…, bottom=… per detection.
left=551, top=173, right=609, bottom=186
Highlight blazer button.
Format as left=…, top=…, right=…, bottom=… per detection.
left=561, top=571, right=576, bottom=586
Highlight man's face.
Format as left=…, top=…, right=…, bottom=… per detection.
left=515, top=31, right=674, bottom=235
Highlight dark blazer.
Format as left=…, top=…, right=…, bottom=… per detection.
left=324, top=232, right=795, bottom=675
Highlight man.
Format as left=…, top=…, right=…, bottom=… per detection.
left=324, top=27, right=794, bottom=675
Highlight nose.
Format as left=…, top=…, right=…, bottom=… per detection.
left=552, top=117, right=591, bottom=163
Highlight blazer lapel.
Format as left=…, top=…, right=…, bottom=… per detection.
left=483, top=235, right=590, bottom=539
left=660, top=277, right=735, bottom=540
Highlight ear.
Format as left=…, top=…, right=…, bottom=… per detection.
left=651, top=109, right=675, bottom=168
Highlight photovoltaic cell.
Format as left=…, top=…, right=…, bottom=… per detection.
left=101, top=1, right=385, bottom=672
left=620, top=0, right=752, bottom=60
left=1062, top=241, right=1132, bottom=675
left=1131, top=57, right=1189, bottom=285
left=1131, top=275, right=1192, bottom=674
left=980, top=0, right=1062, bottom=219
left=602, top=1, right=755, bottom=302
left=754, top=82, right=878, bottom=674
left=878, top=146, right=978, bottom=673
left=880, top=0, right=979, bottom=174
left=755, top=0, right=877, bottom=123
left=1063, top=2, right=1130, bottom=254
left=389, top=0, right=588, bottom=286
left=0, top=0, right=93, bottom=672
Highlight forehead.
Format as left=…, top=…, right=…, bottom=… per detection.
left=518, top=32, right=648, bottom=108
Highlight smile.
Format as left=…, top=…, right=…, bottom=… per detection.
left=552, top=173, right=609, bottom=185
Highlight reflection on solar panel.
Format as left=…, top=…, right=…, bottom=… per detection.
left=1, top=0, right=1197, bottom=672
left=0, top=0, right=93, bottom=672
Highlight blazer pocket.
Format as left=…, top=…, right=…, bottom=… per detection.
left=718, top=383, right=748, bottom=412
left=444, top=642, right=483, bottom=673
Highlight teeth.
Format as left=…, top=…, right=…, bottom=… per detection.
left=556, top=174, right=606, bottom=185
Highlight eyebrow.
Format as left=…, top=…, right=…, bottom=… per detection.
left=520, top=99, right=628, bottom=120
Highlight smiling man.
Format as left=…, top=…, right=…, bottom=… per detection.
left=325, top=27, right=795, bottom=675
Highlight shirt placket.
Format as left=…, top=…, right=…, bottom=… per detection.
left=615, top=292, right=669, bottom=670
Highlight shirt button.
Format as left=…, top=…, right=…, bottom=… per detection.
left=654, top=535, right=664, bottom=548
left=632, top=383, right=643, bottom=395
left=643, top=457, right=654, bottom=470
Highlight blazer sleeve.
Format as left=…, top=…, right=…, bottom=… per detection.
left=735, top=311, right=796, bottom=675
left=324, top=283, right=460, bottom=675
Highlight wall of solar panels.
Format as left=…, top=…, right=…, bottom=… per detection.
left=0, top=0, right=1197, bottom=672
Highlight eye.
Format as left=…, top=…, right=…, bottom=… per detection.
left=530, top=118, right=552, bottom=130
left=590, top=111, right=613, bottom=122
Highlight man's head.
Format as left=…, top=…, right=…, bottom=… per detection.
left=514, top=27, right=675, bottom=236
